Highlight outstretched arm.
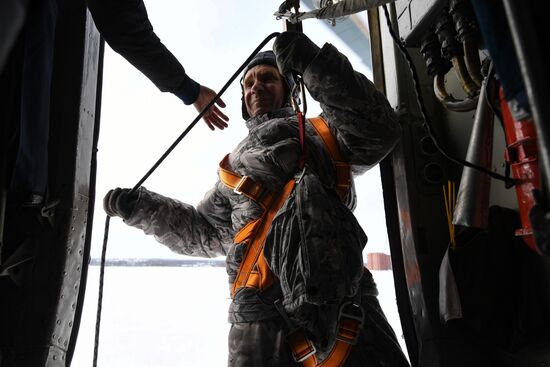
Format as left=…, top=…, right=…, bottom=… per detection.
left=105, top=186, right=233, bottom=258
left=87, top=0, right=228, bottom=129
left=193, top=86, right=229, bottom=130
left=273, top=32, right=401, bottom=174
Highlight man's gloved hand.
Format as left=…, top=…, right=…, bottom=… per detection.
left=278, top=0, right=299, bottom=13
left=273, top=32, right=321, bottom=76
left=103, top=188, right=139, bottom=219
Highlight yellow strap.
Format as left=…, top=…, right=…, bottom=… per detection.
left=308, top=117, right=351, bottom=199
left=442, top=180, right=456, bottom=249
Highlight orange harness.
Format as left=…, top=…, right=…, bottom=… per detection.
left=284, top=300, right=364, bottom=366
left=307, top=116, right=352, bottom=200
left=218, top=157, right=294, bottom=296
left=218, top=116, right=360, bottom=366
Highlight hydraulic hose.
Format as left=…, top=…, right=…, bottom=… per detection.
left=382, top=5, right=514, bottom=186
left=434, top=73, right=479, bottom=112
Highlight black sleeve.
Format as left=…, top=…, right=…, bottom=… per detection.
left=87, top=0, right=200, bottom=104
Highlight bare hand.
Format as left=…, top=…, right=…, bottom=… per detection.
left=193, top=85, right=229, bottom=130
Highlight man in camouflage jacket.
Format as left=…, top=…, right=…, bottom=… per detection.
left=104, top=32, right=410, bottom=367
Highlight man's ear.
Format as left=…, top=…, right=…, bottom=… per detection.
left=241, top=92, right=250, bottom=120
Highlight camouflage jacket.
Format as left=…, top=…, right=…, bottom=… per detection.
left=124, top=43, right=401, bottom=329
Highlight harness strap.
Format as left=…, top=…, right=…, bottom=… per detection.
left=219, top=116, right=352, bottom=297
left=219, top=155, right=274, bottom=209
left=230, top=179, right=296, bottom=296
left=286, top=301, right=364, bottom=367
left=308, top=117, right=351, bottom=200
left=298, top=111, right=307, bottom=169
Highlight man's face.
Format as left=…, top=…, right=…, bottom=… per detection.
left=243, top=64, right=286, bottom=118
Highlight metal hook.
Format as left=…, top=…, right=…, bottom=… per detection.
left=290, top=75, right=307, bottom=115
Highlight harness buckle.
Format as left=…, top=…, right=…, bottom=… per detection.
left=287, top=328, right=317, bottom=363
left=274, top=299, right=317, bottom=363
left=336, top=301, right=364, bottom=345
left=233, top=176, right=249, bottom=195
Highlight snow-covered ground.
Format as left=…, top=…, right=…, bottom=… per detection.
left=73, top=266, right=407, bottom=366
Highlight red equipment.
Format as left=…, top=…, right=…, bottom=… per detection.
left=499, top=87, right=541, bottom=253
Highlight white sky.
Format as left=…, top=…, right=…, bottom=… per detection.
left=91, top=0, right=391, bottom=260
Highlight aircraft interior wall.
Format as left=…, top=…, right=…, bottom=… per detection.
left=374, top=1, right=550, bottom=366
left=0, top=0, right=102, bottom=365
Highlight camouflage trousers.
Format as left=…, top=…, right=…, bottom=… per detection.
left=227, top=295, right=410, bottom=367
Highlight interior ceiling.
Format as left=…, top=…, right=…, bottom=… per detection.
left=301, top=0, right=373, bottom=71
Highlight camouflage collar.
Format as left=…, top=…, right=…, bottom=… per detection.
left=245, top=107, right=294, bottom=130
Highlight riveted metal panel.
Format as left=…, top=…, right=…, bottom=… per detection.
left=395, top=0, right=448, bottom=46
left=0, top=0, right=101, bottom=365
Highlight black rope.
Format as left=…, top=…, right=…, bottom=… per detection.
left=93, top=215, right=110, bottom=367
left=92, top=32, right=281, bottom=366
left=131, top=31, right=281, bottom=193
left=382, top=5, right=516, bottom=186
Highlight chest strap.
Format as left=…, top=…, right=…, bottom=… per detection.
left=219, top=155, right=274, bottom=209
left=219, top=155, right=295, bottom=296
left=218, top=116, right=351, bottom=296
left=231, top=179, right=295, bottom=296
left=308, top=116, right=351, bottom=200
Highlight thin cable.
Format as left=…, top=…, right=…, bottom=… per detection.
left=382, top=5, right=515, bottom=186
left=93, top=215, right=110, bottom=367
left=484, top=65, right=503, bottom=126
left=295, top=76, right=307, bottom=169
left=131, top=32, right=281, bottom=193
left=92, top=32, right=281, bottom=366
left=300, top=77, right=307, bottom=116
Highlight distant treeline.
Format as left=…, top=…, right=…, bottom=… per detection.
left=89, top=258, right=226, bottom=267
left=90, top=257, right=381, bottom=270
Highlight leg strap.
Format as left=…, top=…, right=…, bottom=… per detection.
left=276, top=300, right=364, bottom=367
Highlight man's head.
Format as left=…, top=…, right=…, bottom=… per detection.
left=241, top=51, right=293, bottom=120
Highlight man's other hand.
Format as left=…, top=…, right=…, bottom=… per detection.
left=193, top=85, right=229, bottom=130
left=103, top=188, right=138, bottom=219
left=273, top=32, right=320, bottom=76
